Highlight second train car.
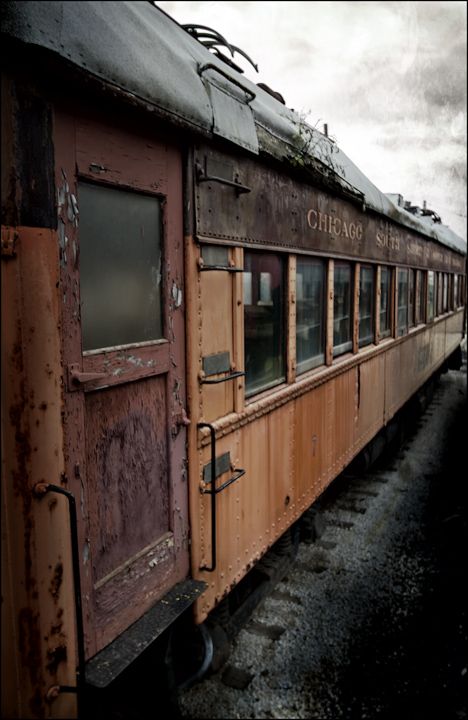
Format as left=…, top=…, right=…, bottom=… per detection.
left=1, top=1, right=466, bottom=718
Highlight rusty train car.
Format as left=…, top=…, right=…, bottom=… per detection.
left=1, top=1, right=466, bottom=718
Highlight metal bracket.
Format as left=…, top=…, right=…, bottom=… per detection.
left=67, top=364, right=107, bottom=391
left=195, top=160, right=251, bottom=196
left=199, top=264, right=244, bottom=273
left=1, top=227, right=18, bottom=259
left=200, top=370, right=245, bottom=385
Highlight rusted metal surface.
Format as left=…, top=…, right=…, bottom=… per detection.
left=195, top=146, right=465, bottom=273
left=1, top=226, right=76, bottom=719
left=55, top=108, right=190, bottom=658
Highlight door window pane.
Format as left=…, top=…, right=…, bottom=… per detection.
left=79, top=182, right=163, bottom=352
left=333, top=263, right=353, bottom=356
left=359, top=265, right=374, bottom=347
left=397, top=268, right=408, bottom=336
left=296, top=258, right=325, bottom=372
left=380, top=266, right=391, bottom=338
left=244, top=251, right=285, bottom=396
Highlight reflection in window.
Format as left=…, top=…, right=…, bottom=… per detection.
left=380, top=266, right=391, bottom=338
left=244, top=251, right=285, bottom=396
left=78, top=182, right=162, bottom=352
left=296, top=258, right=325, bottom=372
left=408, top=269, right=415, bottom=327
left=333, top=263, right=353, bottom=356
left=437, top=273, right=443, bottom=316
left=427, top=271, right=435, bottom=321
left=416, top=270, right=425, bottom=324
left=397, top=268, right=408, bottom=336
left=359, top=266, right=374, bottom=347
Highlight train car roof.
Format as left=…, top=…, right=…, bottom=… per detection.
left=2, top=0, right=466, bottom=256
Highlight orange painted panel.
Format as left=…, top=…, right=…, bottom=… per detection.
left=200, top=270, right=235, bottom=421
left=356, top=354, right=385, bottom=446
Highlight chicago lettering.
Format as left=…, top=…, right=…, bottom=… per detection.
left=307, top=209, right=363, bottom=241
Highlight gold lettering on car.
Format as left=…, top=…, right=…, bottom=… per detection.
left=307, top=209, right=363, bottom=242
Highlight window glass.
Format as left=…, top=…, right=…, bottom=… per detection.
left=408, top=269, right=415, bottom=327
left=359, top=265, right=374, bottom=347
left=397, top=268, right=408, bottom=336
left=333, top=263, right=353, bottom=356
left=244, top=251, right=285, bottom=395
left=296, top=258, right=325, bottom=372
left=443, top=273, right=448, bottom=312
left=78, top=182, right=163, bottom=352
left=427, top=271, right=435, bottom=321
left=201, top=245, right=229, bottom=267
left=416, top=270, right=425, bottom=324
left=437, top=273, right=443, bottom=316
left=454, top=275, right=458, bottom=307
left=380, top=266, right=391, bottom=338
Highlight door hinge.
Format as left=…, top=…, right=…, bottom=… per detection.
left=1, top=227, right=18, bottom=259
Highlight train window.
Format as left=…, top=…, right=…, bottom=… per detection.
left=296, top=257, right=325, bottom=372
left=358, top=265, right=374, bottom=347
left=78, top=182, right=163, bottom=352
left=201, top=245, right=230, bottom=268
left=333, top=262, right=353, bottom=356
left=454, top=275, right=458, bottom=307
left=379, top=266, right=391, bottom=338
left=244, top=251, right=285, bottom=396
left=397, top=268, right=408, bottom=336
left=443, top=273, right=449, bottom=312
left=437, top=272, right=443, bottom=316
left=415, top=270, right=425, bottom=324
left=408, top=269, right=415, bottom=328
left=427, top=271, right=435, bottom=321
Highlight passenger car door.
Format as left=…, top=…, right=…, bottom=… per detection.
left=56, top=111, right=189, bottom=656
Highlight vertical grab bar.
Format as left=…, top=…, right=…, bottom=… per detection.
left=198, top=423, right=217, bottom=572
left=34, top=482, right=85, bottom=717
left=197, top=423, right=245, bottom=573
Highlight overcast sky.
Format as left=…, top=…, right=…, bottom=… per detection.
left=157, top=1, right=467, bottom=242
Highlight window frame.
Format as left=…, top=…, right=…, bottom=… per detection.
left=358, top=264, right=375, bottom=348
left=332, top=261, right=354, bottom=357
left=243, top=249, right=287, bottom=398
left=397, top=267, right=409, bottom=337
left=295, top=256, right=326, bottom=374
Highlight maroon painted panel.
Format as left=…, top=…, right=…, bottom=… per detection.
left=55, top=106, right=189, bottom=656
left=85, top=378, right=169, bottom=583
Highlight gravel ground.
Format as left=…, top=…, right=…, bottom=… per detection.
left=178, top=362, right=467, bottom=720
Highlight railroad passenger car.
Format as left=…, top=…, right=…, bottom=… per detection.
left=1, top=2, right=466, bottom=718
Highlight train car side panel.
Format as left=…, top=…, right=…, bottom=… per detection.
left=1, top=226, right=76, bottom=719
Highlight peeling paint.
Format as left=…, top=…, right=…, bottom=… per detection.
left=172, top=281, right=183, bottom=308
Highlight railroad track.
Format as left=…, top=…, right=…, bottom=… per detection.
left=178, top=365, right=467, bottom=719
